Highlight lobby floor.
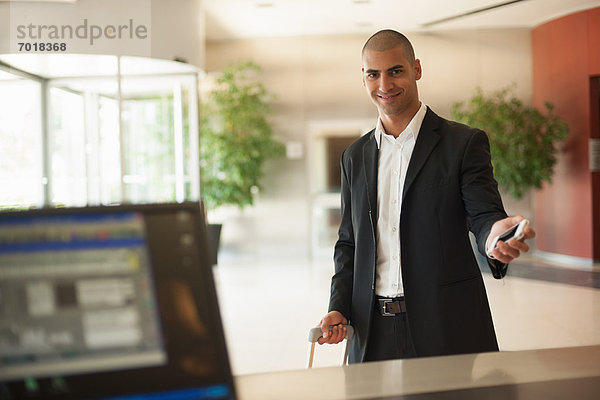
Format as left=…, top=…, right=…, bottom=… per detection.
left=212, top=251, right=600, bottom=376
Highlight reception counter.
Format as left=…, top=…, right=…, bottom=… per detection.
left=235, top=345, right=600, bottom=399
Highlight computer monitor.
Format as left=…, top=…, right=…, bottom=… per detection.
left=0, top=203, right=236, bottom=400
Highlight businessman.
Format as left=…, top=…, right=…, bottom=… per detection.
left=318, top=30, right=536, bottom=363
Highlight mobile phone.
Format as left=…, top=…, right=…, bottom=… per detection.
left=486, top=219, right=529, bottom=258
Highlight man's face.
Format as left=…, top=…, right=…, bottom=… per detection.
left=362, top=45, right=422, bottom=119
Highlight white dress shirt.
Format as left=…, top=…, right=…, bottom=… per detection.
left=374, top=102, right=427, bottom=298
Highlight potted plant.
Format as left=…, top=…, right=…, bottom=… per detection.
left=200, top=61, right=285, bottom=264
left=451, top=86, right=568, bottom=199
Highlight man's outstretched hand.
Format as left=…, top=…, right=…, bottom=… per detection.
left=486, top=216, right=536, bottom=264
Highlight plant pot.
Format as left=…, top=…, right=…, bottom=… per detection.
left=206, top=223, right=222, bottom=266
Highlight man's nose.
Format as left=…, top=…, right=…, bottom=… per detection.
left=379, top=75, right=394, bottom=92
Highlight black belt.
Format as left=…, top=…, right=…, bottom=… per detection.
left=376, top=296, right=406, bottom=317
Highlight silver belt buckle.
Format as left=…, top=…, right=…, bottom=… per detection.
left=381, top=299, right=395, bottom=317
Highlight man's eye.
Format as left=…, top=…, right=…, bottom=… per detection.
left=391, top=69, right=402, bottom=75
left=367, top=73, right=378, bottom=79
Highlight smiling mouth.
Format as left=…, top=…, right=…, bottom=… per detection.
left=377, top=92, right=401, bottom=100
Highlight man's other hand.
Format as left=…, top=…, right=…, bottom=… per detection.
left=317, top=311, right=348, bottom=345
left=486, top=216, right=536, bottom=264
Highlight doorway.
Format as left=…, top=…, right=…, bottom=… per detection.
left=590, top=76, right=600, bottom=262
left=308, top=119, right=372, bottom=257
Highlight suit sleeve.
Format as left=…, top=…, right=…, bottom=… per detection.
left=328, top=150, right=355, bottom=319
left=460, top=130, right=509, bottom=279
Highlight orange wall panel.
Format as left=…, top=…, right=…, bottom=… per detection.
left=589, top=8, right=600, bottom=76
left=532, top=9, right=598, bottom=259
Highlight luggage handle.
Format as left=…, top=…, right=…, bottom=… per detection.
left=308, top=325, right=354, bottom=343
left=306, top=325, right=354, bottom=368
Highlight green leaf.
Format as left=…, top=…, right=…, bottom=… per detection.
left=451, top=86, right=568, bottom=199
left=200, top=61, right=285, bottom=210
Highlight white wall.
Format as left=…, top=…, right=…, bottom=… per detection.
left=205, top=29, right=533, bottom=260
left=150, top=0, right=205, bottom=67
left=0, top=0, right=205, bottom=67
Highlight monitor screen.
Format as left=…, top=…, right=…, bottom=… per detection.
left=0, top=203, right=235, bottom=400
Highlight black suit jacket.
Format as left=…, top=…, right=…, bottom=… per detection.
left=328, top=107, right=508, bottom=363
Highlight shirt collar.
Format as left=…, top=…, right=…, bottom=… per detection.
left=374, top=102, right=427, bottom=149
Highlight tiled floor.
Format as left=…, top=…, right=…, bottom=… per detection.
left=212, top=251, right=600, bottom=376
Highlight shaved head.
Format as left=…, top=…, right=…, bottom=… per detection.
left=362, top=30, right=415, bottom=63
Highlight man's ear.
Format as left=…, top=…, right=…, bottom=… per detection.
left=414, top=59, right=422, bottom=81
left=361, top=68, right=366, bottom=87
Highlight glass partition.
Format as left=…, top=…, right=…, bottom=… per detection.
left=49, top=86, right=87, bottom=206
left=97, top=92, right=122, bottom=205
left=0, top=55, right=202, bottom=209
left=0, top=70, right=43, bottom=209
left=119, top=75, right=198, bottom=204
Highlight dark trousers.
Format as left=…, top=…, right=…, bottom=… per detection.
left=364, top=300, right=417, bottom=362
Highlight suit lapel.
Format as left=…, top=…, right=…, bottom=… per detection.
left=402, top=108, right=442, bottom=201
left=363, top=130, right=378, bottom=216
